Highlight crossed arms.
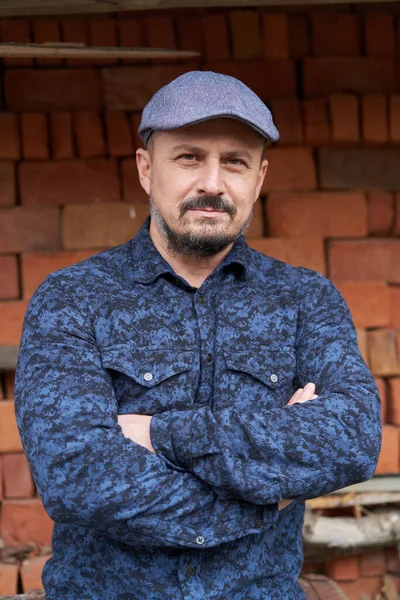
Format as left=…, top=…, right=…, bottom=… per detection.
left=14, top=269, right=382, bottom=550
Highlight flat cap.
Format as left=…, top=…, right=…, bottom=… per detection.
left=138, top=70, right=279, bottom=146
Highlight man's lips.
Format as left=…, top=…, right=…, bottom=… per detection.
left=188, top=208, right=226, bottom=214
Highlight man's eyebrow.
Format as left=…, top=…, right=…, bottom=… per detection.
left=170, top=145, right=253, bottom=161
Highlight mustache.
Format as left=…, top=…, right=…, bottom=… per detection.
left=180, top=195, right=236, bottom=216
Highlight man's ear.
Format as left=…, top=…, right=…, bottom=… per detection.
left=255, top=159, right=268, bottom=200
left=136, top=148, right=151, bottom=196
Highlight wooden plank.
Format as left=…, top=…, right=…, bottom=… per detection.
left=307, top=491, right=400, bottom=509
left=0, top=43, right=199, bottom=59
left=0, top=345, right=18, bottom=370
left=0, top=0, right=395, bottom=18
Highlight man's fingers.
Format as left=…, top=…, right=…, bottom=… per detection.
left=287, top=383, right=318, bottom=406
left=287, top=387, right=304, bottom=405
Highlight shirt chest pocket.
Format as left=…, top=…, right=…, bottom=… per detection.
left=222, top=345, right=297, bottom=411
left=101, top=344, right=199, bottom=415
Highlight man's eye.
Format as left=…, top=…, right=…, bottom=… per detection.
left=226, top=158, right=245, bottom=166
left=179, top=154, right=197, bottom=161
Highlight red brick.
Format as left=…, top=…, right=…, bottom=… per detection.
left=0, top=400, right=23, bottom=452
left=105, top=111, right=133, bottom=157
left=288, top=16, right=309, bottom=58
left=62, top=203, right=149, bottom=250
left=0, top=302, right=28, bottom=346
left=368, top=192, right=394, bottom=236
left=61, top=19, right=91, bottom=68
left=0, top=162, right=16, bottom=206
left=89, top=18, right=118, bottom=66
left=369, top=330, right=400, bottom=377
left=130, top=113, right=143, bottom=150
left=393, top=194, right=400, bottom=237
left=2, top=453, right=34, bottom=498
left=1, top=498, right=53, bottom=546
left=21, top=113, right=49, bottom=160
left=21, top=250, right=99, bottom=299
left=247, top=237, right=326, bottom=274
left=319, top=147, right=400, bottom=190
left=386, top=548, right=400, bottom=574
left=389, top=286, right=400, bottom=329
left=261, top=148, right=317, bottom=193
left=311, top=12, right=361, bottom=56
left=49, top=112, right=74, bottom=160
left=202, top=15, right=230, bottom=61
left=365, top=13, right=395, bottom=56
left=0, top=455, right=2, bottom=498
left=329, top=95, right=360, bottom=142
left=334, top=282, right=390, bottom=328
left=0, top=563, right=18, bottom=595
left=0, top=207, right=60, bottom=253
left=5, top=69, right=102, bottom=111
left=74, top=111, right=105, bottom=158
left=20, top=160, right=120, bottom=206
left=267, top=191, right=367, bottom=238
left=117, top=18, right=145, bottom=65
left=262, top=14, right=289, bottom=59
left=206, top=60, right=296, bottom=102
left=1, top=19, right=32, bottom=66
left=230, top=11, right=261, bottom=60
left=376, top=377, right=387, bottom=424
left=361, top=95, right=388, bottom=143
left=244, top=200, right=264, bottom=239
left=303, top=99, right=331, bottom=145
left=103, top=66, right=189, bottom=111
left=357, top=329, right=369, bottom=366
left=33, top=18, right=62, bottom=66
left=375, top=425, right=400, bottom=474
left=0, top=113, right=20, bottom=160
left=388, top=378, right=400, bottom=425
left=269, top=98, right=303, bottom=145
left=20, top=555, right=49, bottom=593
left=325, top=556, right=360, bottom=581
left=389, top=96, right=400, bottom=143
left=122, top=158, right=150, bottom=204
left=4, top=371, right=14, bottom=399
left=338, top=575, right=382, bottom=600
left=145, top=17, right=176, bottom=64
left=359, top=551, right=386, bottom=575
left=0, top=255, right=19, bottom=299
left=304, top=57, right=396, bottom=97
left=176, top=16, right=203, bottom=60
left=329, top=240, right=400, bottom=283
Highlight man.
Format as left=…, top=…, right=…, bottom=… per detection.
left=14, top=71, right=381, bottom=600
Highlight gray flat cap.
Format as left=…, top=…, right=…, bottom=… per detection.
left=138, top=70, right=279, bottom=146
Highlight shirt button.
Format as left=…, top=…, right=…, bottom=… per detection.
left=206, top=353, right=212, bottom=363
left=143, top=372, right=153, bottom=382
left=185, top=565, right=195, bottom=577
left=270, top=374, right=278, bottom=383
left=254, top=519, right=263, bottom=529
left=195, top=536, right=205, bottom=545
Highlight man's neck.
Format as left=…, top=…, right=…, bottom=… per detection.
left=149, top=220, right=234, bottom=289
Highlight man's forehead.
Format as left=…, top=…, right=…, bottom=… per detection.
left=154, top=119, right=265, bottom=150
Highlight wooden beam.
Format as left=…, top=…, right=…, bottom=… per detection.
left=0, top=345, right=18, bottom=370
left=0, top=0, right=396, bottom=18
left=0, top=42, right=199, bottom=59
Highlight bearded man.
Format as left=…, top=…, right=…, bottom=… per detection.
left=15, top=70, right=381, bottom=600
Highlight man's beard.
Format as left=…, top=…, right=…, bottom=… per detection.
left=149, top=195, right=253, bottom=258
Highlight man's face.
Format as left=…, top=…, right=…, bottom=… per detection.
left=136, top=118, right=268, bottom=258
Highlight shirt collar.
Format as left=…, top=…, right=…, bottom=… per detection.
left=130, top=216, right=250, bottom=285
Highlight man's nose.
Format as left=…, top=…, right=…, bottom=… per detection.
left=196, top=162, right=225, bottom=197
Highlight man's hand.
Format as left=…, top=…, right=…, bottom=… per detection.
left=278, top=382, right=319, bottom=511
left=117, top=414, right=156, bottom=454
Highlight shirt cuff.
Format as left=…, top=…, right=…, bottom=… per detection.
left=150, top=410, right=193, bottom=471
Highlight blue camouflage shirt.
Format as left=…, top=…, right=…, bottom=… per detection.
left=14, top=215, right=382, bottom=600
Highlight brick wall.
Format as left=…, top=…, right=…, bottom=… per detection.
left=0, top=5, right=400, bottom=597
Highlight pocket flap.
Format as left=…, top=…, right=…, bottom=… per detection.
left=223, top=346, right=296, bottom=389
left=101, top=344, right=194, bottom=387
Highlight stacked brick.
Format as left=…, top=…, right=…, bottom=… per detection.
left=1, top=5, right=400, bottom=597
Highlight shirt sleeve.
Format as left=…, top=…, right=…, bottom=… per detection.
left=150, top=269, right=382, bottom=505
left=14, top=274, right=275, bottom=550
